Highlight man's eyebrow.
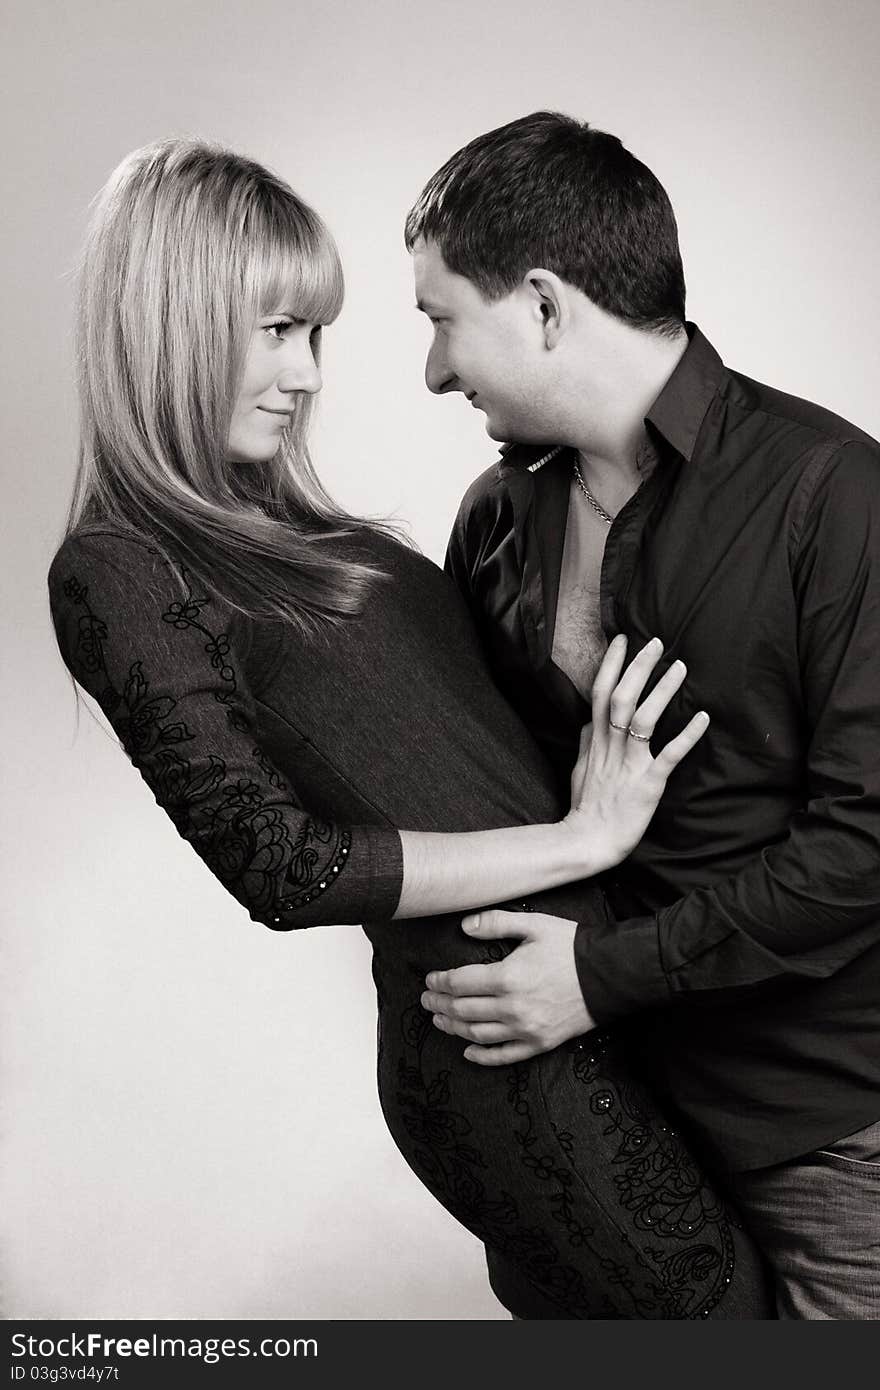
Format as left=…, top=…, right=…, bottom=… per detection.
left=415, top=298, right=442, bottom=313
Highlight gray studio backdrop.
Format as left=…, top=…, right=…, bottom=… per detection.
left=2, top=0, right=878, bottom=1319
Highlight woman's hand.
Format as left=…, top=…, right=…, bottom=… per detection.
left=562, top=634, right=709, bottom=873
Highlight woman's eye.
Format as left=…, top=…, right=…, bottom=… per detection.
left=265, top=320, right=293, bottom=340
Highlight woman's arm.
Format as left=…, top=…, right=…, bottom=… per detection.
left=394, top=635, right=708, bottom=917
left=49, top=531, right=403, bottom=931
left=50, top=533, right=705, bottom=932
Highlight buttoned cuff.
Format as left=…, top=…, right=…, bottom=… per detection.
left=574, top=914, right=672, bottom=1024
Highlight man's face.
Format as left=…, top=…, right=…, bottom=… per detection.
left=412, top=238, right=549, bottom=443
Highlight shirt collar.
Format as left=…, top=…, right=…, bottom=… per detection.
left=497, top=441, right=564, bottom=473
left=645, top=323, right=725, bottom=463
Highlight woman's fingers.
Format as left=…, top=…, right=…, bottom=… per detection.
left=577, top=722, right=594, bottom=759
left=570, top=721, right=595, bottom=802
left=607, top=636, right=665, bottom=732
left=628, top=657, right=688, bottom=739
left=653, top=710, right=711, bottom=773
left=590, top=633, right=628, bottom=731
left=592, top=637, right=709, bottom=774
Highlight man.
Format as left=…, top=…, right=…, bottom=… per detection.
left=405, top=112, right=880, bottom=1319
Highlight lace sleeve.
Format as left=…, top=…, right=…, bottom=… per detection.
left=48, top=531, right=403, bottom=930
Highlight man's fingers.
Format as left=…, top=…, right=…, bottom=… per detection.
left=424, top=961, right=503, bottom=995
left=462, top=1040, right=542, bottom=1066
left=421, top=991, right=506, bottom=1022
left=432, top=1015, right=514, bottom=1045
left=461, top=909, right=537, bottom=940
left=653, top=710, right=711, bottom=773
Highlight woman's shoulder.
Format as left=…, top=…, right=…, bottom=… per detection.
left=48, top=523, right=250, bottom=695
left=49, top=522, right=172, bottom=585
left=47, top=523, right=224, bottom=656
left=47, top=524, right=218, bottom=621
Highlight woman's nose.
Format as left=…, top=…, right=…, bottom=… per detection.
left=277, top=343, right=322, bottom=395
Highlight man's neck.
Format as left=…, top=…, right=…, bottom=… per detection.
left=571, top=443, right=654, bottom=519
left=569, top=327, right=687, bottom=485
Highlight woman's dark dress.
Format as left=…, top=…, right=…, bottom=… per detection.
left=49, top=525, right=773, bottom=1319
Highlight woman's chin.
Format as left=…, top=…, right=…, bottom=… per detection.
left=227, top=444, right=284, bottom=465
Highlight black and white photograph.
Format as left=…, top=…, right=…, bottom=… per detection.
left=3, top=0, right=879, bottom=1344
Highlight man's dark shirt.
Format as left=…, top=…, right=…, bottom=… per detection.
left=446, top=325, right=880, bottom=1172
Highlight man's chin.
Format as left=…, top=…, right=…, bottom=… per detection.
left=484, top=419, right=551, bottom=448
left=482, top=415, right=510, bottom=442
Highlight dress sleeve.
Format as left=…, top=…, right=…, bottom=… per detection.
left=48, top=531, right=403, bottom=931
left=575, top=439, right=880, bottom=1020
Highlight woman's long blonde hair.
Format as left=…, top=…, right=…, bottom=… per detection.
left=69, top=138, right=396, bottom=631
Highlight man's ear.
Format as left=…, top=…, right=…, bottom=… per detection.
left=523, top=269, right=569, bottom=348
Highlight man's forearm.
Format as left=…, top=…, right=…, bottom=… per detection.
left=576, top=840, right=880, bottom=1023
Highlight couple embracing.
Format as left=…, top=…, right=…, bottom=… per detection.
left=50, top=112, right=880, bottom=1320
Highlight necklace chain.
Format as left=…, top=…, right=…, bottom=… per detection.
left=572, top=459, right=615, bottom=525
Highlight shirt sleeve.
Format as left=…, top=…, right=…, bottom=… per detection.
left=576, top=439, right=880, bottom=1022
left=48, top=531, right=403, bottom=931
left=444, top=478, right=491, bottom=627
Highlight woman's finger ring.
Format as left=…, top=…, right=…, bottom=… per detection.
left=627, top=728, right=651, bottom=742
left=609, top=720, right=630, bottom=733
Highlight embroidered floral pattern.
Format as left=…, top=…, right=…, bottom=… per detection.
left=252, top=745, right=291, bottom=794
left=61, top=570, right=350, bottom=926
left=390, top=999, right=740, bottom=1318
left=563, top=1032, right=737, bottom=1317
left=393, top=1002, right=613, bottom=1318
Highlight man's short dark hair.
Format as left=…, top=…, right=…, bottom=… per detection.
left=405, top=111, right=686, bottom=336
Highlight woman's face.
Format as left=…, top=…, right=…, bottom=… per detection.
left=226, top=313, right=322, bottom=463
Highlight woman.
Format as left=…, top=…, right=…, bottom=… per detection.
left=49, top=140, right=773, bottom=1318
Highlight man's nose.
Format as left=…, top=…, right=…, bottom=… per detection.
left=277, top=342, right=322, bottom=395
left=424, top=339, right=456, bottom=395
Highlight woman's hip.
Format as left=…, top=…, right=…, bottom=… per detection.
left=376, top=1001, right=775, bottom=1319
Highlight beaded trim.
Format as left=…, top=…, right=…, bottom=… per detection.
left=269, top=830, right=352, bottom=923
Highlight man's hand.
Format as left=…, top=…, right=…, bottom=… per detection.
left=421, top=910, right=597, bottom=1065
